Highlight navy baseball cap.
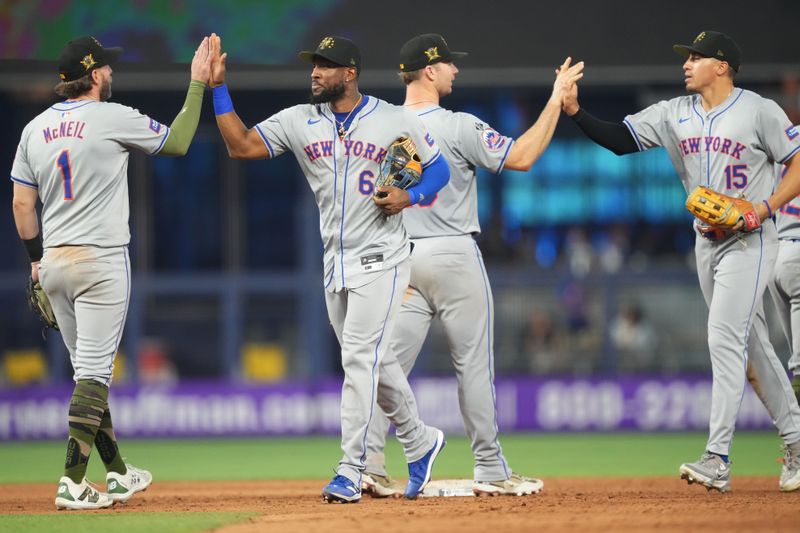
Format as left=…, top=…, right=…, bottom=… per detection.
left=673, top=30, right=741, bottom=72
left=399, top=34, right=467, bottom=72
left=58, top=36, right=123, bottom=82
left=298, top=36, right=361, bottom=73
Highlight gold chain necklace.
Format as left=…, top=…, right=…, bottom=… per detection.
left=334, top=94, right=363, bottom=139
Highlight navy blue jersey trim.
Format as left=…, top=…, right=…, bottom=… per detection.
left=691, top=97, right=705, bottom=126
left=152, top=126, right=171, bottom=154
left=357, top=97, right=379, bottom=121
left=495, top=139, right=514, bottom=174
left=418, top=107, right=443, bottom=117
left=422, top=150, right=441, bottom=169
left=51, top=100, right=97, bottom=111
left=622, top=119, right=645, bottom=151
left=10, top=175, right=38, bottom=188
left=254, top=124, right=275, bottom=158
left=706, top=89, right=745, bottom=185
left=358, top=265, right=399, bottom=470
left=779, top=144, right=800, bottom=165
left=473, top=240, right=510, bottom=478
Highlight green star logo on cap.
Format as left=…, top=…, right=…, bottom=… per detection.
left=319, top=37, right=335, bottom=50
left=80, top=53, right=97, bottom=71
left=424, top=46, right=440, bottom=62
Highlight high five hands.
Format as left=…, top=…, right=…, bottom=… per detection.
left=554, top=57, right=583, bottom=116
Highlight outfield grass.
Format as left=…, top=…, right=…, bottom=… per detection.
left=0, top=431, right=788, bottom=484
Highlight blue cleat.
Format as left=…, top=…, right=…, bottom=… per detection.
left=322, top=474, right=361, bottom=503
left=405, top=429, right=446, bottom=499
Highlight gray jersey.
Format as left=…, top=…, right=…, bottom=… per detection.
left=11, top=100, right=169, bottom=248
left=626, top=88, right=800, bottom=459
left=776, top=161, right=800, bottom=239
left=401, top=108, right=513, bottom=238
left=625, top=89, right=800, bottom=203
left=255, top=96, right=441, bottom=291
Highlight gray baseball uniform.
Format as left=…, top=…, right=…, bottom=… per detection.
left=364, top=107, right=514, bottom=482
left=254, top=95, right=442, bottom=485
left=769, top=160, right=800, bottom=377
left=625, top=89, right=800, bottom=454
left=11, top=100, right=170, bottom=384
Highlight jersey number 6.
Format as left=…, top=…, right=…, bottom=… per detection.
left=56, top=150, right=75, bottom=200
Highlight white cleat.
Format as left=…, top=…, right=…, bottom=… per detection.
left=55, top=476, right=114, bottom=510
left=106, top=464, right=153, bottom=503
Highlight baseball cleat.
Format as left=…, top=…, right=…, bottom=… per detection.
left=106, top=464, right=153, bottom=503
left=473, top=473, right=544, bottom=496
left=322, top=474, right=361, bottom=503
left=361, top=472, right=404, bottom=498
left=55, top=476, right=114, bottom=510
left=405, top=429, right=446, bottom=499
left=679, top=452, right=731, bottom=493
left=779, top=441, right=800, bottom=492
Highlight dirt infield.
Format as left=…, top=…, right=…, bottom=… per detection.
left=2, top=477, right=798, bottom=532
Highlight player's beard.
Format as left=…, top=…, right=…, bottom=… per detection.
left=99, top=78, right=112, bottom=102
left=309, top=80, right=345, bottom=104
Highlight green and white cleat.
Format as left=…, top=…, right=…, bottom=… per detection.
left=55, top=476, right=114, bottom=510
left=473, top=473, right=544, bottom=496
left=106, top=464, right=153, bottom=503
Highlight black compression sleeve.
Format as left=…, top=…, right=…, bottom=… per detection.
left=570, top=108, right=639, bottom=155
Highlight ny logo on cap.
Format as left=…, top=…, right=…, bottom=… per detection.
left=80, top=53, right=97, bottom=71
left=424, top=46, right=440, bottom=62
left=694, top=32, right=706, bottom=43
left=319, top=37, right=335, bottom=50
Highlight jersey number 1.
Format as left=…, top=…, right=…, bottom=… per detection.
left=57, top=150, right=74, bottom=200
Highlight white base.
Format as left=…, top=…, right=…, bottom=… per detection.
left=420, top=479, right=475, bottom=498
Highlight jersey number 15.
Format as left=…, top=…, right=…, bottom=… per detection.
left=724, top=164, right=748, bottom=190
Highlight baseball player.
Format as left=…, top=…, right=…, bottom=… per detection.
left=361, top=34, right=584, bottom=498
left=11, top=35, right=212, bottom=509
left=562, top=30, right=800, bottom=492
left=768, top=160, right=800, bottom=405
left=207, top=34, right=449, bottom=503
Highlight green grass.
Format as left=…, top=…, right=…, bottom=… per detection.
left=0, top=431, right=789, bottom=484
left=0, top=512, right=256, bottom=532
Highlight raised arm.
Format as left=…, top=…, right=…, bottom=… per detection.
left=209, top=33, right=271, bottom=159
left=503, top=57, right=584, bottom=171
left=562, top=76, right=639, bottom=156
left=159, top=37, right=211, bottom=157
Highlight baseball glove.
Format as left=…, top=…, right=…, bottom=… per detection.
left=375, top=137, right=422, bottom=196
left=685, top=186, right=761, bottom=232
left=27, top=278, right=58, bottom=330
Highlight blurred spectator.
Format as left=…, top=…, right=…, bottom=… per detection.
left=521, top=309, right=568, bottom=374
left=565, top=228, right=592, bottom=277
left=610, top=303, right=658, bottom=371
left=557, top=277, right=602, bottom=373
left=138, top=340, right=178, bottom=384
left=597, top=224, right=630, bottom=273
